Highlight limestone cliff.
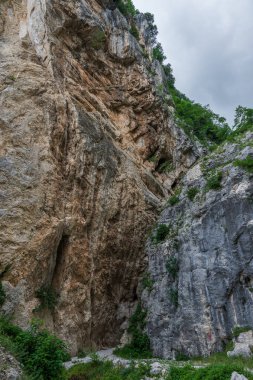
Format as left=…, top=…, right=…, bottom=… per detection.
left=0, top=0, right=198, bottom=352
left=143, top=133, right=253, bottom=358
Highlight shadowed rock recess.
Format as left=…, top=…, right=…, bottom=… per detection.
left=0, top=0, right=198, bottom=353
left=1, top=0, right=252, bottom=361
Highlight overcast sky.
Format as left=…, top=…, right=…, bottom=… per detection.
left=134, top=0, right=253, bottom=125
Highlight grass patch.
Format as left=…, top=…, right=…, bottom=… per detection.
left=114, top=304, right=152, bottom=359
left=167, top=363, right=253, bottom=380
left=166, top=257, right=179, bottom=280
left=187, top=187, right=199, bottom=201
left=141, top=273, right=154, bottom=292
left=205, top=171, right=223, bottom=191
left=234, top=155, right=253, bottom=173
left=66, top=360, right=151, bottom=380
left=151, top=224, right=170, bottom=244
left=168, top=195, right=180, bottom=206
left=168, top=289, right=178, bottom=308
left=233, top=326, right=252, bottom=338
left=90, top=29, right=106, bottom=50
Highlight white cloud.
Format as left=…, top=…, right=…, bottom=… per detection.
left=134, top=0, right=253, bottom=125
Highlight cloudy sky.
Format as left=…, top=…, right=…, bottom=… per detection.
left=134, top=0, right=253, bottom=125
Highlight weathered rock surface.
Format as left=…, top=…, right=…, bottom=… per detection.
left=143, top=133, right=253, bottom=358
left=231, top=372, right=249, bottom=380
left=0, top=346, right=22, bottom=380
left=228, top=330, right=253, bottom=358
left=0, top=0, right=198, bottom=352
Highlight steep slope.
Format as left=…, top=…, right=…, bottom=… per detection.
left=143, top=133, right=253, bottom=358
left=0, top=0, right=198, bottom=352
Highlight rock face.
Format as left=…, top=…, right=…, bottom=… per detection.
left=228, top=330, right=253, bottom=358
left=0, top=346, right=22, bottom=380
left=143, top=133, right=253, bottom=358
left=0, top=0, right=198, bottom=352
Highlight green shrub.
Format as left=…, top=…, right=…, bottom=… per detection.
left=115, top=0, right=137, bottom=17
left=233, top=325, right=252, bottom=338
left=114, top=304, right=152, bottom=359
left=129, top=24, right=139, bottom=40
left=0, top=317, right=69, bottom=380
left=151, top=224, right=170, bottom=244
left=0, top=282, right=6, bottom=306
left=166, top=257, right=179, bottom=280
left=169, top=289, right=178, bottom=308
left=168, top=84, right=231, bottom=146
left=168, top=195, right=180, bottom=206
left=90, top=29, right=106, bottom=50
left=205, top=171, right=223, bottom=190
left=167, top=364, right=253, bottom=380
left=35, top=285, right=58, bottom=311
left=234, top=155, right=253, bottom=173
left=141, top=273, right=154, bottom=292
left=157, top=160, right=173, bottom=173
left=187, top=187, right=199, bottom=201
left=153, top=43, right=166, bottom=63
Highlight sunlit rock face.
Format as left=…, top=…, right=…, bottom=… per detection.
left=0, top=0, right=198, bottom=352
left=143, top=135, right=253, bottom=358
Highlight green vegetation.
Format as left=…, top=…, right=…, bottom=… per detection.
left=205, top=171, right=223, bottom=191
left=187, top=187, right=199, bottom=201
left=0, top=317, right=69, bottom=379
left=129, top=24, right=139, bottom=40
left=167, top=364, right=253, bottom=380
left=67, top=360, right=151, bottom=380
left=168, top=85, right=230, bottom=146
left=114, top=304, right=152, bottom=359
left=90, top=29, right=106, bottom=50
left=35, top=285, right=58, bottom=311
left=153, top=43, right=166, bottom=63
left=0, top=282, right=6, bottom=306
left=151, top=224, right=170, bottom=244
left=233, top=325, right=252, bottom=338
left=115, top=0, right=137, bottom=17
left=156, top=160, right=173, bottom=173
left=166, top=257, right=179, bottom=280
left=141, top=273, right=154, bottom=292
left=228, top=106, right=253, bottom=141
left=169, top=289, right=178, bottom=308
left=168, top=195, right=180, bottom=206
left=234, top=155, right=253, bottom=173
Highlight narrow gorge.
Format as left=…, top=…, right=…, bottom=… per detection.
left=0, top=0, right=253, bottom=378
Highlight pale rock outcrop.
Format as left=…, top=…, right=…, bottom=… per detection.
left=0, top=346, right=22, bottom=380
left=231, top=372, right=248, bottom=380
left=0, top=0, right=198, bottom=353
left=228, top=330, right=253, bottom=358
left=143, top=133, right=253, bottom=358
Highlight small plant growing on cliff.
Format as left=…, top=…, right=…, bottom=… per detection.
left=115, top=0, right=137, bottom=17
left=152, top=43, right=166, bottom=63
left=129, top=24, right=139, bottom=40
left=187, top=187, right=199, bottom=201
left=113, top=303, right=152, bottom=359
left=169, top=288, right=178, bottom=308
left=35, top=285, right=58, bottom=311
left=151, top=224, right=170, bottom=244
left=169, top=195, right=180, bottom=206
left=0, top=282, right=6, bottom=306
left=234, top=155, right=253, bottom=173
left=90, top=29, right=106, bottom=50
left=232, top=326, right=252, bottom=338
left=205, top=171, right=223, bottom=191
left=141, top=273, right=154, bottom=292
left=166, top=257, right=179, bottom=280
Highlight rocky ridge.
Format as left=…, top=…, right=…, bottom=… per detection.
left=143, top=132, right=253, bottom=358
